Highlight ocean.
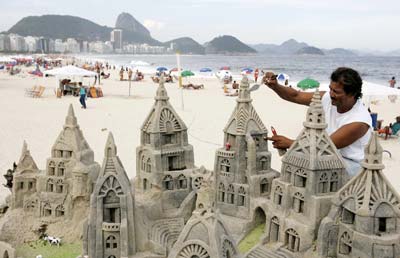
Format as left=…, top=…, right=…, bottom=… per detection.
left=79, top=54, right=400, bottom=85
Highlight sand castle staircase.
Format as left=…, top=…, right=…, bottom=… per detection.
left=215, top=76, right=279, bottom=236
left=246, top=245, right=290, bottom=258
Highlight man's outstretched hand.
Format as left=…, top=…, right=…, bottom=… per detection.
left=265, top=135, right=294, bottom=149
left=263, top=72, right=278, bottom=88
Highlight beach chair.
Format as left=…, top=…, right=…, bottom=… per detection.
left=25, top=86, right=38, bottom=97
left=33, top=86, right=46, bottom=98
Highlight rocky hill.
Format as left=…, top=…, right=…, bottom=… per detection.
left=204, top=35, right=256, bottom=54
left=164, top=37, right=205, bottom=54
left=296, top=46, right=324, bottom=55
left=8, top=14, right=160, bottom=44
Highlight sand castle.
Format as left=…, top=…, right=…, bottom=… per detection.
left=1, top=76, right=399, bottom=258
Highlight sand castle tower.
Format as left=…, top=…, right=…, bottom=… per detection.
left=317, top=132, right=400, bottom=258
left=36, top=104, right=99, bottom=219
left=168, top=173, right=239, bottom=258
left=84, top=132, right=136, bottom=258
left=215, top=76, right=279, bottom=229
left=136, top=77, right=195, bottom=209
left=11, top=141, right=39, bottom=210
left=263, top=90, right=346, bottom=254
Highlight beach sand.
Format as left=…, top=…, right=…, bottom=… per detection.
left=1, top=66, right=400, bottom=203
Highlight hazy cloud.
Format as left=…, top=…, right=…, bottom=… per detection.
left=143, top=19, right=165, bottom=31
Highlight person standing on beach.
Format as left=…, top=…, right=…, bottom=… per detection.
left=128, top=69, right=133, bottom=81
left=254, top=68, right=259, bottom=83
left=79, top=82, right=87, bottom=109
left=389, top=76, right=396, bottom=88
left=264, top=67, right=372, bottom=176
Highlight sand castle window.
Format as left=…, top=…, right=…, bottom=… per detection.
left=270, top=217, right=280, bottom=242
left=218, top=183, right=225, bottom=202
left=55, top=205, right=65, bottom=217
left=285, top=228, right=300, bottom=252
left=163, top=175, right=174, bottom=190
left=58, top=162, right=65, bottom=176
left=146, top=158, right=152, bottom=172
left=43, top=203, right=52, bottom=216
left=274, top=186, right=283, bottom=205
left=339, top=232, right=352, bottom=255
left=259, top=157, right=268, bottom=170
left=260, top=178, right=269, bottom=195
left=285, top=166, right=292, bottom=183
left=177, top=174, right=187, bottom=189
left=168, top=156, right=179, bottom=171
left=342, top=208, right=355, bottom=224
left=144, top=133, right=151, bottom=144
left=294, top=169, right=307, bottom=187
left=141, top=156, right=146, bottom=171
left=318, top=173, right=329, bottom=193
left=49, top=161, right=56, bottom=176
left=330, top=172, right=338, bottom=192
left=56, top=180, right=63, bottom=193
left=238, top=187, right=246, bottom=206
left=18, top=181, right=24, bottom=190
left=220, top=159, right=231, bottom=173
left=164, top=134, right=173, bottom=144
left=143, top=179, right=148, bottom=190
left=375, top=203, right=396, bottom=234
left=3, top=250, right=9, bottom=258
left=293, top=192, right=305, bottom=213
left=47, top=179, right=54, bottom=192
left=227, top=185, right=235, bottom=204
left=106, top=235, right=118, bottom=249
left=28, top=181, right=34, bottom=190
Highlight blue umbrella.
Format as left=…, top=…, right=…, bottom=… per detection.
left=156, top=67, right=168, bottom=72
left=200, top=68, right=212, bottom=72
left=242, top=67, right=253, bottom=73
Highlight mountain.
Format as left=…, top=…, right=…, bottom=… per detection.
left=260, top=39, right=309, bottom=55
left=204, top=35, right=256, bottom=54
left=324, top=48, right=357, bottom=56
left=115, top=12, right=150, bottom=36
left=8, top=14, right=160, bottom=45
left=163, top=37, right=205, bottom=55
left=296, top=46, right=324, bottom=55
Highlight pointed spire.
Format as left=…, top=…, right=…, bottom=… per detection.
left=65, top=104, right=78, bottom=126
left=21, top=140, right=28, bottom=156
left=237, top=75, right=252, bottom=103
left=361, top=132, right=384, bottom=170
left=104, top=132, right=117, bottom=157
left=303, top=89, right=326, bottom=129
left=155, top=75, right=169, bottom=101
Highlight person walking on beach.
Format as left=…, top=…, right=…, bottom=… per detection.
left=389, top=76, right=396, bottom=88
left=79, top=82, right=87, bottom=109
left=128, top=69, right=133, bottom=81
left=264, top=67, right=372, bottom=176
left=120, top=67, right=124, bottom=81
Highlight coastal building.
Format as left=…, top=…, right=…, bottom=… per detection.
left=38, top=37, right=50, bottom=53
left=9, top=34, right=26, bottom=52
left=0, top=34, right=11, bottom=52
left=54, top=39, right=67, bottom=53
left=24, top=36, right=39, bottom=52
left=110, top=29, right=123, bottom=51
left=66, top=38, right=80, bottom=53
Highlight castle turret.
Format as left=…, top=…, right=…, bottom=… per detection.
left=317, top=132, right=400, bottom=258
left=85, top=132, right=136, bottom=258
left=264, top=90, right=347, bottom=254
left=215, top=76, right=279, bottom=221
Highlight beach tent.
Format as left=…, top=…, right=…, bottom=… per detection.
left=277, top=73, right=290, bottom=81
left=44, top=65, right=97, bottom=77
left=200, top=68, right=212, bottom=72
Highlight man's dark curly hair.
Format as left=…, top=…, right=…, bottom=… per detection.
left=330, top=67, right=363, bottom=99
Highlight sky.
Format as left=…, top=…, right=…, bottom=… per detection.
left=1, top=0, right=399, bottom=51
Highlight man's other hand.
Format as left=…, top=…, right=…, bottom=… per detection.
left=263, top=72, right=278, bottom=88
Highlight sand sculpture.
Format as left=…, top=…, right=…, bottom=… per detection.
left=0, top=76, right=399, bottom=258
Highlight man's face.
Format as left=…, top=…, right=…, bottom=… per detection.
left=329, top=81, right=352, bottom=107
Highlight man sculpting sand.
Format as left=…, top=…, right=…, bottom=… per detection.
left=264, top=67, right=372, bottom=176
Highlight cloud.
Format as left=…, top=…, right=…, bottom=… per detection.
left=143, top=19, right=165, bottom=31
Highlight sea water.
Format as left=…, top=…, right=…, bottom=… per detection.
left=79, top=54, right=400, bottom=85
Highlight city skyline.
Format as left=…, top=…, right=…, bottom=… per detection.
left=1, top=0, right=399, bottom=51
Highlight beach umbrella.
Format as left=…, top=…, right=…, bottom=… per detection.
left=156, top=67, right=168, bottom=72
left=181, top=70, right=195, bottom=77
left=242, top=68, right=253, bottom=73
left=170, top=67, right=179, bottom=72
left=277, top=73, right=290, bottom=81
left=297, top=78, right=320, bottom=90
left=200, top=68, right=212, bottom=72
left=220, top=66, right=230, bottom=70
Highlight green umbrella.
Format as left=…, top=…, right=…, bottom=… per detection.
left=181, top=70, right=195, bottom=77
left=297, top=78, right=320, bottom=90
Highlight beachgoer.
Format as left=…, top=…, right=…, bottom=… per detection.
left=232, top=81, right=239, bottom=89
left=96, top=66, right=101, bottom=85
left=264, top=67, right=372, bottom=176
left=389, top=76, right=396, bottom=88
left=79, top=82, right=87, bottom=109
left=128, top=69, right=133, bottom=81
left=120, top=68, right=124, bottom=81
left=254, top=68, right=259, bottom=83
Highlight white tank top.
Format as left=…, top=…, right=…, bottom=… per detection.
left=321, top=92, right=372, bottom=163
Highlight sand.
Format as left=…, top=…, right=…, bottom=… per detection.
left=1, top=65, right=400, bottom=204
